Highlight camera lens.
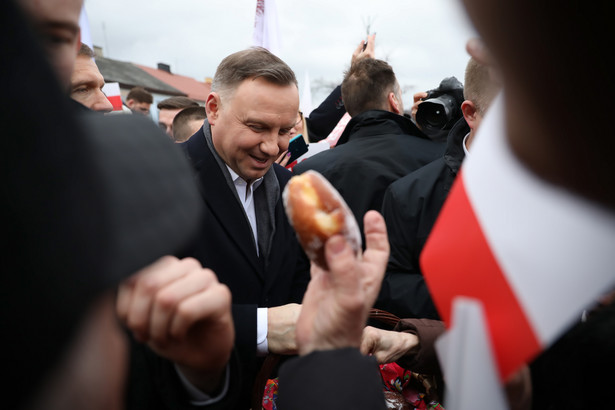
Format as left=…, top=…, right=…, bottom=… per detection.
left=416, top=94, right=459, bottom=133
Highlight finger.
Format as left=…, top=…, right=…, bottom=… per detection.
left=169, top=280, right=233, bottom=339
left=116, top=276, right=137, bottom=323
left=362, top=211, right=389, bottom=264
left=117, top=256, right=176, bottom=323
left=324, top=235, right=360, bottom=290
left=126, top=257, right=197, bottom=340
left=149, top=268, right=216, bottom=344
left=364, top=33, right=376, bottom=58
left=413, top=92, right=428, bottom=103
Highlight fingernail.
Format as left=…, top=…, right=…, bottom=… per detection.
left=286, top=152, right=291, bottom=157
left=329, top=236, right=346, bottom=254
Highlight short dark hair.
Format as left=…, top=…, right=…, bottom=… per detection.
left=126, top=87, right=153, bottom=104
left=78, top=43, right=95, bottom=58
left=157, top=96, right=199, bottom=110
left=172, top=107, right=206, bottom=143
left=341, top=59, right=398, bottom=117
left=211, top=47, right=297, bottom=100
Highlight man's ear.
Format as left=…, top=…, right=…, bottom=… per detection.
left=388, top=92, right=402, bottom=114
left=205, top=93, right=221, bottom=125
left=461, top=100, right=478, bottom=130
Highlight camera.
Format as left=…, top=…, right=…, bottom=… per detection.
left=415, top=76, right=464, bottom=140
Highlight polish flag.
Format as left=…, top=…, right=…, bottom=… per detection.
left=102, top=82, right=123, bottom=111
left=252, top=0, right=281, bottom=56
left=421, top=94, right=615, bottom=405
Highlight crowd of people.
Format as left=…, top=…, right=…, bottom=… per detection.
left=3, top=0, right=614, bottom=409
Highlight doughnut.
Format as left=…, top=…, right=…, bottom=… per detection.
left=283, top=170, right=361, bottom=269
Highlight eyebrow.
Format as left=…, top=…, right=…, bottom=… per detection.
left=41, top=21, right=80, bottom=36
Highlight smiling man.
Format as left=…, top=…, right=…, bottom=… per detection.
left=181, top=47, right=310, bottom=408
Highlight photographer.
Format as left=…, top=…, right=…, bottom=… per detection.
left=376, top=56, right=500, bottom=320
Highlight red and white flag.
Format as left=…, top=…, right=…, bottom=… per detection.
left=102, top=82, right=123, bottom=112
left=421, top=94, right=615, bottom=406
left=252, top=0, right=281, bottom=56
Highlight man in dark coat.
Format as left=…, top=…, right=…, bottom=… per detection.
left=293, top=58, right=444, bottom=239
left=376, top=57, right=499, bottom=319
left=181, top=48, right=310, bottom=407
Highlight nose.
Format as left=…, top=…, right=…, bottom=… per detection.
left=260, top=131, right=283, bottom=157
left=94, top=91, right=114, bottom=113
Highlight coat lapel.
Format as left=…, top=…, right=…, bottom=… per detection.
left=185, top=127, right=263, bottom=277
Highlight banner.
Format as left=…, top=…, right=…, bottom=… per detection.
left=252, top=0, right=281, bottom=56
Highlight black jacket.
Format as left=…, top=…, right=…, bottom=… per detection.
left=376, top=117, right=469, bottom=319
left=293, top=110, right=444, bottom=238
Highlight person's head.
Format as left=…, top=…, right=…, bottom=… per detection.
left=70, top=43, right=113, bottom=113
left=341, top=58, right=403, bottom=117
left=206, top=47, right=299, bottom=183
left=461, top=0, right=615, bottom=209
left=18, top=0, right=83, bottom=90
left=157, top=96, right=199, bottom=137
left=460, top=57, right=500, bottom=148
left=289, top=110, right=308, bottom=142
left=126, top=87, right=153, bottom=116
left=172, top=106, right=206, bottom=143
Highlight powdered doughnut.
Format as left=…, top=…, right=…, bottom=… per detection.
left=283, top=170, right=361, bottom=269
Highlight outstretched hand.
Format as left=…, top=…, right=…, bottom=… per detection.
left=351, top=33, right=376, bottom=65
left=116, top=256, right=234, bottom=393
left=295, top=210, right=389, bottom=355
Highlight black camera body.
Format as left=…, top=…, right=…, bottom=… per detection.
left=416, top=76, right=464, bottom=140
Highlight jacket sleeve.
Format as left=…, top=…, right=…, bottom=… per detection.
left=375, top=185, right=439, bottom=319
left=277, top=348, right=386, bottom=410
left=305, top=85, right=346, bottom=142
left=393, top=318, right=445, bottom=376
left=125, top=335, right=243, bottom=410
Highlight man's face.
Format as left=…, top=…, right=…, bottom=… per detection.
left=19, top=0, right=83, bottom=90
left=70, top=55, right=113, bottom=113
left=127, top=100, right=151, bottom=116
left=208, top=77, right=299, bottom=183
left=158, top=108, right=182, bottom=137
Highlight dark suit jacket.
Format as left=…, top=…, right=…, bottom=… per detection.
left=181, top=124, right=310, bottom=405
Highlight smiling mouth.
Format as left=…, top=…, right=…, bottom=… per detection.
left=251, top=155, right=269, bottom=164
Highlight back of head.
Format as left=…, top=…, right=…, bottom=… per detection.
left=341, top=58, right=398, bottom=117
left=211, top=47, right=298, bottom=101
left=172, top=106, right=206, bottom=142
left=157, top=96, right=199, bottom=110
left=127, top=86, right=153, bottom=104
left=463, top=57, right=498, bottom=116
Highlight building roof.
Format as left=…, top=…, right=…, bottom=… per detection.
left=136, top=64, right=211, bottom=103
left=95, top=57, right=185, bottom=96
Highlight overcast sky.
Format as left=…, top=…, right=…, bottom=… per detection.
left=85, top=0, right=476, bottom=109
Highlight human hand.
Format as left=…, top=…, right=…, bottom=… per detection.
left=360, top=326, right=419, bottom=364
left=276, top=150, right=291, bottom=167
left=267, top=303, right=302, bottom=355
left=116, top=256, right=234, bottom=393
left=351, top=33, right=376, bottom=65
left=295, top=210, right=389, bottom=355
left=411, top=91, right=428, bottom=124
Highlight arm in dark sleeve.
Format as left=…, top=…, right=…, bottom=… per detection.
left=305, top=85, right=346, bottom=142
left=277, top=348, right=386, bottom=410
left=125, top=334, right=242, bottom=410
left=375, top=186, right=439, bottom=319
left=393, top=318, right=445, bottom=376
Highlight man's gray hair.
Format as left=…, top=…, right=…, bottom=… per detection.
left=211, top=47, right=298, bottom=100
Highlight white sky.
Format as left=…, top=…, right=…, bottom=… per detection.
left=85, top=0, right=476, bottom=109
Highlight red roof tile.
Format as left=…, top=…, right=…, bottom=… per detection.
left=136, top=64, right=211, bottom=103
